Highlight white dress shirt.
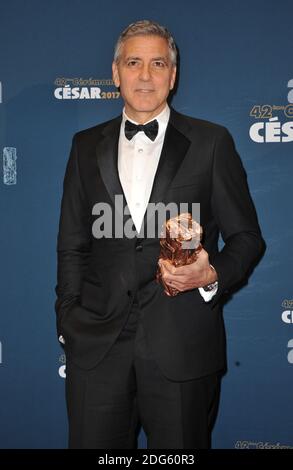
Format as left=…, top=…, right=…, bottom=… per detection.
left=118, top=104, right=217, bottom=302
left=118, top=104, right=170, bottom=233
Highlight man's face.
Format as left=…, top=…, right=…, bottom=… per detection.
left=112, top=35, right=177, bottom=123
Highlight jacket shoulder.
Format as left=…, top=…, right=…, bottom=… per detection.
left=171, top=108, right=230, bottom=138
left=73, top=115, right=121, bottom=144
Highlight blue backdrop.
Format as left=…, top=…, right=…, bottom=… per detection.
left=0, top=0, right=292, bottom=449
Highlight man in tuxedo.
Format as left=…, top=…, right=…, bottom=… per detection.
left=55, top=20, right=265, bottom=449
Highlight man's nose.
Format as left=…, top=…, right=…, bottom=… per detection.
left=139, top=64, right=151, bottom=81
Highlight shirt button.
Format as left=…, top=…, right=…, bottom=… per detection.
left=138, top=148, right=143, bottom=153
left=135, top=202, right=141, bottom=207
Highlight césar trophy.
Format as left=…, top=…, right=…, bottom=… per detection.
left=156, top=213, right=203, bottom=297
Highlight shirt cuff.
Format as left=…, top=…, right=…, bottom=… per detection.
left=198, top=284, right=218, bottom=302
left=59, top=335, right=65, bottom=345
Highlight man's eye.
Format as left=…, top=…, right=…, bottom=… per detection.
left=127, top=61, right=138, bottom=66
left=153, top=61, right=165, bottom=67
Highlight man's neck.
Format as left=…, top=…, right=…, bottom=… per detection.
left=124, top=103, right=168, bottom=124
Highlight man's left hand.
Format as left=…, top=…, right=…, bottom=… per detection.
left=158, top=247, right=218, bottom=294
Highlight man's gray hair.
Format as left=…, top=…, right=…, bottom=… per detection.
left=113, top=20, right=177, bottom=66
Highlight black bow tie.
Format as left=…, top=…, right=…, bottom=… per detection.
left=124, top=119, right=159, bottom=141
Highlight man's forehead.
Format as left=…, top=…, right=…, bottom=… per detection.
left=121, top=35, right=170, bottom=57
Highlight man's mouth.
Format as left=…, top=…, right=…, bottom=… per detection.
left=136, top=89, right=154, bottom=93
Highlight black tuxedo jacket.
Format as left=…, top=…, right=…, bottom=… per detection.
left=55, top=107, right=264, bottom=381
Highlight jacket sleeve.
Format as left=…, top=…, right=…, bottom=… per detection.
left=208, top=128, right=265, bottom=307
left=54, top=134, right=92, bottom=337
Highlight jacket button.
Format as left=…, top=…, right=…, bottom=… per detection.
left=127, top=290, right=132, bottom=297
left=135, top=245, right=143, bottom=252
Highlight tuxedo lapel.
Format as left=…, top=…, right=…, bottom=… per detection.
left=95, top=115, right=127, bottom=221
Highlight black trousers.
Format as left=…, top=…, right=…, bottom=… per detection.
left=65, top=299, right=221, bottom=449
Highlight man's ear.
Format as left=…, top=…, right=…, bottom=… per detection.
left=112, top=61, right=120, bottom=88
left=170, top=65, right=177, bottom=90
